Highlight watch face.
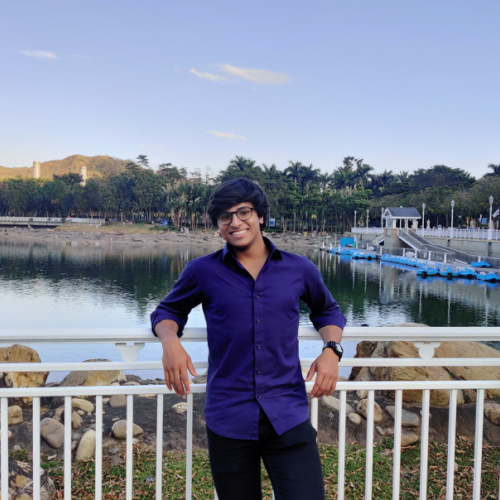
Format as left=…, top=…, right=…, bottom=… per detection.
left=337, top=344, right=344, bottom=353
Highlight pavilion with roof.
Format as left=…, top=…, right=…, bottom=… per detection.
left=382, top=207, right=421, bottom=229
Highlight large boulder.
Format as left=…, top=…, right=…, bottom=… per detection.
left=40, top=418, right=65, bottom=449
left=0, top=459, right=56, bottom=500
left=352, top=339, right=500, bottom=406
left=0, top=345, right=49, bottom=397
left=50, top=359, right=126, bottom=407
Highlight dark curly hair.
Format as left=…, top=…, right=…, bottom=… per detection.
left=207, top=178, right=270, bottom=231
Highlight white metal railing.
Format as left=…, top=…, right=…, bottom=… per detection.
left=419, top=227, right=500, bottom=241
left=0, top=216, right=105, bottom=225
left=1, top=326, right=500, bottom=500
left=351, top=227, right=384, bottom=235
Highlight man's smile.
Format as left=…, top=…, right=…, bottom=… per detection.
left=230, top=229, right=249, bottom=236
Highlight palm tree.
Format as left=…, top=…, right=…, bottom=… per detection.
left=485, top=164, right=500, bottom=177
left=285, top=161, right=304, bottom=186
left=300, top=164, right=320, bottom=192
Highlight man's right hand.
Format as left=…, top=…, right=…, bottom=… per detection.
left=155, top=319, right=198, bottom=398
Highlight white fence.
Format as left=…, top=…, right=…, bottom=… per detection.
left=0, top=217, right=105, bottom=226
left=1, top=326, right=500, bottom=500
left=351, top=227, right=384, bottom=235
left=420, top=227, right=500, bottom=241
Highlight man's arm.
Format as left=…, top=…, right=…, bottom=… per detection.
left=305, top=325, right=343, bottom=398
left=151, top=261, right=201, bottom=398
left=155, top=319, right=198, bottom=399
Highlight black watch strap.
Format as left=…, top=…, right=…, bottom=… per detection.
left=323, top=341, right=343, bottom=360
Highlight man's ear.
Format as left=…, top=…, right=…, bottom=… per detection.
left=259, top=215, right=264, bottom=225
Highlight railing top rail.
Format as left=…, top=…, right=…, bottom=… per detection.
left=1, top=326, right=500, bottom=343
left=1, top=380, right=499, bottom=399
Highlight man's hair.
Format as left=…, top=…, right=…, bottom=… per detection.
left=207, top=178, right=270, bottom=231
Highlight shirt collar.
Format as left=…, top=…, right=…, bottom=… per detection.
left=222, top=236, right=283, bottom=262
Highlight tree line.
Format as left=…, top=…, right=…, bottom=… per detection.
left=0, top=155, right=499, bottom=232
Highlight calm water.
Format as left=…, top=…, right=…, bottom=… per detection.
left=1, top=240, right=499, bottom=381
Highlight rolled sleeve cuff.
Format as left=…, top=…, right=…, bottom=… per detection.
left=312, top=313, right=347, bottom=332
left=151, top=312, right=186, bottom=338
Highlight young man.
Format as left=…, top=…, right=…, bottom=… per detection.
left=151, top=178, right=346, bottom=500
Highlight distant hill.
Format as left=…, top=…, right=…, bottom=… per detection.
left=0, top=155, right=129, bottom=180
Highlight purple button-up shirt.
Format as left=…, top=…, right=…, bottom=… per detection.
left=150, top=238, right=346, bottom=440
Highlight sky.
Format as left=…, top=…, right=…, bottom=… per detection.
left=1, top=0, right=499, bottom=178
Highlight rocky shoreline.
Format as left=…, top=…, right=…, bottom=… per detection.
left=0, top=225, right=335, bottom=250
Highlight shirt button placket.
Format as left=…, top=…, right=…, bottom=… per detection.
left=255, top=277, right=264, bottom=400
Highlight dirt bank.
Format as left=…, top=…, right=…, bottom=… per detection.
left=0, top=225, right=338, bottom=250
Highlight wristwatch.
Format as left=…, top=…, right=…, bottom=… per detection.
left=323, top=341, right=343, bottom=361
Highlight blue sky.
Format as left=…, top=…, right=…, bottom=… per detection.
left=1, top=0, right=499, bottom=177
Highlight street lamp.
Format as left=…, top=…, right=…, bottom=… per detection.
left=381, top=207, right=384, bottom=229
left=366, top=209, right=370, bottom=233
left=354, top=210, right=357, bottom=230
left=422, top=203, right=426, bottom=234
left=450, top=200, right=455, bottom=237
left=489, top=196, right=494, bottom=240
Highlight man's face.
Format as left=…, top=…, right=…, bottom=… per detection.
left=217, top=202, right=264, bottom=249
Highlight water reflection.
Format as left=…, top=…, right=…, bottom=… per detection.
left=0, top=241, right=498, bottom=380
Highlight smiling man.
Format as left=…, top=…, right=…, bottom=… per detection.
left=151, top=178, right=346, bottom=500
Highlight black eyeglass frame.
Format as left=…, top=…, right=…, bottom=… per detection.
left=217, top=207, right=255, bottom=225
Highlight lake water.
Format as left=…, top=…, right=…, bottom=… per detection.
left=1, top=240, right=499, bottom=382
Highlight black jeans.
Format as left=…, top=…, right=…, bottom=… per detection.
left=206, top=409, right=325, bottom=500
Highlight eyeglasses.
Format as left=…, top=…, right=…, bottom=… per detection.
left=217, top=207, right=255, bottom=225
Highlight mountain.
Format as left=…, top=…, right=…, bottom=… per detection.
left=0, top=155, right=129, bottom=180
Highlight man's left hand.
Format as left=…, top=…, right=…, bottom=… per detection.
left=305, top=348, right=339, bottom=398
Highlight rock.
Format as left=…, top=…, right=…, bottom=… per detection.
left=50, top=360, right=126, bottom=407
left=139, top=393, right=156, bottom=398
left=110, top=394, right=127, bottom=408
left=8, top=405, right=23, bottom=425
left=107, top=447, right=120, bottom=455
left=72, top=431, right=83, bottom=441
left=40, top=418, right=65, bottom=449
left=57, top=359, right=125, bottom=388
left=12, top=444, right=22, bottom=452
left=356, top=399, right=384, bottom=423
left=72, top=398, right=94, bottom=413
left=347, top=413, right=362, bottom=425
left=401, top=429, right=419, bottom=447
left=454, top=462, right=459, bottom=472
left=385, top=406, right=420, bottom=428
left=386, top=427, right=394, bottom=436
left=356, top=390, right=367, bottom=400
left=485, top=403, right=500, bottom=425
left=0, top=430, right=13, bottom=441
left=75, top=430, right=96, bottom=461
left=0, top=459, right=56, bottom=500
left=77, top=410, right=85, bottom=416
left=352, top=333, right=500, bottom=406
left=109, top=455, right=124, bottom=466
left=0, top=345, right=49, bottom=398
left=322, top=396, right=356, bottom=414
left=111, top=420, right=144, bottom=439
left=102, top=398, right=110, bottom=404
left=123, top=381, right=140, bottom=386
left=191, top=373, right=208, bottom=384
left=376, top=426, right=385, bottom=436
left=125, top=374, right=143, bottom=383
left=173, top=402, right=188, bottom=414
left=71, top=440, right=78, bottom=452
left=61, top=409, right=83, bottom=430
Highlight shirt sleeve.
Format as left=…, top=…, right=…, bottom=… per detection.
left=150, top=261, right=202, bottom=338
left=299, top=258, right=346, bottom=331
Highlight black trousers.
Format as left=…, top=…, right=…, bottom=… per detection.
left=206, top=409, right=325, bottom=500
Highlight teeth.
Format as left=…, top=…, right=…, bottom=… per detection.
left=232, top=230, right=247, bottom=235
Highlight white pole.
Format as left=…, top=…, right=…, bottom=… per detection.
left=488, top=198, right=493, bottom=240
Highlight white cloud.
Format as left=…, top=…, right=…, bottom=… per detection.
left=220, top=64, right=291, bottom=85
left=18, top=50, right=58, bottom=59
left=190, top=68, right=229, bottom=83
left=209, top=130, right=247, bottom=141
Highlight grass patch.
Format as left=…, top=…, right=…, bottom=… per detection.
left=9, top=439, right=500, bottom=499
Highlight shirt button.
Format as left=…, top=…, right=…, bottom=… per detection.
left=256, top=319, right=261, bottom=323
left=257, top=369, right=261, bottom=374
left=256, top=295, right=260, bottom=299
left=257, top=345, right=261, bottom=349
left=258, top=394, right=262, bottom=399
